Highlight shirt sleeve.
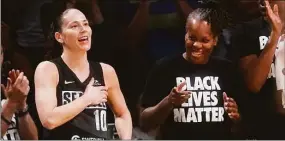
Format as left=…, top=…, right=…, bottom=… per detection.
left=232, top=22, right=260, bottom=59
left=275, top=39, right=285, bottom=90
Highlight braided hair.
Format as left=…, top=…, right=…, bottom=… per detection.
left=186, top=0, right=231, bottom=37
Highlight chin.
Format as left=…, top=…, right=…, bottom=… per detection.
left=190, top=56, right=207, bottom=64
left=80, top=45, right=91, bottom=51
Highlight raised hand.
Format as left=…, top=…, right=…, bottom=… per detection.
left=168, top=82, right=191, bottom=106
left=264, top=0, right=283, bottom=34
left=223, top=92, right=240, bottom=122
left=84, top=78, right=108, bottom=105
left=1, top=70, right=30, bottom=103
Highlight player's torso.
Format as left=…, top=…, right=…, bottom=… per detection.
left=44, top=58, right=109, bottom=140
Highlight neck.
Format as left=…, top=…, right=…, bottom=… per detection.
left=61, top=49, right=88, bottom=70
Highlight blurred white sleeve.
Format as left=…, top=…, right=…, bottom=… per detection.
left=275, top=37, right=285, bottom=91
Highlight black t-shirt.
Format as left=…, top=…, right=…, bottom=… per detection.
left=236, top=17, right=283, bottom=116
left=141, top=54, right=239, bottom=140
left=43, top=57, right=110, bottom=140
left=233, top=17, right=285, bottom=139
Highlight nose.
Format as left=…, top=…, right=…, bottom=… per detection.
left=193, top=41, right=202, bottom=48
left=79, top=24, right=87, bottom=33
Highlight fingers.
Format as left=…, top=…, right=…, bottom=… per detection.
left=170, top=90, right=191, bottom=105
left=170, top=93, right=190, bottom=101
left=14, top=72, right=24, bottom=86
left=9, top=70, right=16, bottom=83
left=22, top=76, right=29, bottom=86
left=101, top=99, right=107, bottom=103
left=224, top=100, right=237, bottom=107
left=227, top=97, right=236, bottom=105
left=171, top=85, right=191, bottom=106
left=101, top=91, right=108, bottom=98
left=173, top=84, right=188, bottom=95
left=6, top=77, right=12, bottom=88
left=16, top=70, right=20, bottom=76
left=100, top=90, right=108, bottom=103
left=224, top=94, right=237, bottom=105
left=176, top=82, right=186, bottom=92
left=223, top=92, right=227, bottom=102
left=225, top=106, right=238, bottom=113
left=228, top=113, right=240, bottom=120
left=24, top=85, right=30, bottom=95
left=223, top=93, right=237, bottom=104
left=172, top=89, right=191, bottom=97
left=224, top=102, right=238, bottom=115
left=9, top=70, right=23, bottom=84
left=273, top=4, right=279, bottom=17
left=223, top=92, right=239, bottom=114
left=21, top=76, right=30, bottom=95
left=99, top=87, right=107, bottom=92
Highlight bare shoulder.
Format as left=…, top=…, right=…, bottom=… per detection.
left=36, top=61, right=58, bottom=74
left=99, top=63, right=119, bottom=88
left=35, top=61, right=59, bottom=82
left=99, top=62, right=116, bottom=75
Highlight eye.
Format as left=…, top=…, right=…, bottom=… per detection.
left=71, top=24, right=78, bottom=28
left=189, top=36, right=196, bottom=41
left=83, top=22, right=89, bottom=26
left=202, top=39, right=210, bottom=43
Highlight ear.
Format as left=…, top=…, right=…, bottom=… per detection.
left=185, top=32, right=188, bottom=41
left=55, top=32, right=63, bottom=44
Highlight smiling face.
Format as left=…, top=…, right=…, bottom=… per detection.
left=185, top=19, right=218, bottom=64
left=55, top=9, right=92, bottom=52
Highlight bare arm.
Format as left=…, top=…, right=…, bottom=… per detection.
left=140, top=96, right=173, bottom=132
left=140, top=83, right=189, bottom=132
left=1, top=71, right=36, bottom=138
left=35, top=61, right=92, bottom=130
left=101, top=63, right=132, bottom=140
left=18, top=103, right=38, bottom=140
left=240, top=33, right=279, bottom=93
left=240, top=1, right=283, bottom=93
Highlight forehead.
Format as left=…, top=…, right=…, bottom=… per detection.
left=62, top=9, right=87, bottom=26
left=187, top=19, right=212, bottom=36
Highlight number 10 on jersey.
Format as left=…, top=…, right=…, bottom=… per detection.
left=94, top=109, right=107, bottom=131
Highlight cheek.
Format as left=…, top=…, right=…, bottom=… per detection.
left=203, top=44, right=214, bottom=53
left=64, top=31, right=77, bottom=43
left=88, top=27, right=92, bottom=36
left=185, top=40, right=193, bottom=48
left=88, top=27, right=92, bottom=35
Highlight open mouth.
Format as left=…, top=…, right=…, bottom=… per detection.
left=191, top=48, right=203, bottom=57
left=78, top=36, right=89, bottom=43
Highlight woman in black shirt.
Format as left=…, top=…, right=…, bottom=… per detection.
left=140, top=2, right=241, bottom=140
